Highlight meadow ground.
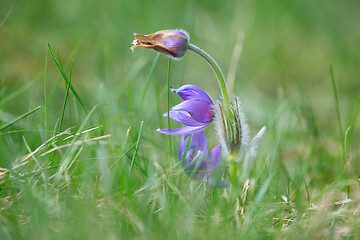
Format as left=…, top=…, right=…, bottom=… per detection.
left=0, top=0, right=360, bottom=239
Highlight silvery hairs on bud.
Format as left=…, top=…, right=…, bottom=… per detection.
left=214, top=97, right=249, bottom=157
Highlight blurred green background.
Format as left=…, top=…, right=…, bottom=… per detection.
left=1, top=0, right=360, bottom=238
left=2, top=0, right=359, bottom=123
left=1, top=0, right=359, bottom=171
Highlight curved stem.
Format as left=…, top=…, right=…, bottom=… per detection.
left=189, top=43, right=238, bottom=186
left=188, top=43, right=231, bottom=106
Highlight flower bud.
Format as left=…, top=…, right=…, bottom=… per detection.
left=213, top=97, right=249, bottom=157
left=131, top=30, right=189, bottom=58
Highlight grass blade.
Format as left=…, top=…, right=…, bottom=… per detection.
left=346, top=95, right=360, bottom=145
left=330, top=65, right=348, bottom=181
left=0, top=106, right=42, bottom=131
left=126, top=70, right=133, bottom=141
left=329, top=65, right=343, bottom=146
left=58, top=60, right=75, bottom=132
left=128, top=121, right=145, bottom=178
left=140, top=53, right=160, bottom=107
left=47, top=42, right=87, bottom=115
left=56, top=105, right=100, bottom=179
left=44, top=45, right=48, bottom=140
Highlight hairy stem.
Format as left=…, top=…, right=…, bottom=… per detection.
left=188, top=43, right=231, bottom=106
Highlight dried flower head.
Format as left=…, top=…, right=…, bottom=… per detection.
left=131, top=30, right=189, bottom=58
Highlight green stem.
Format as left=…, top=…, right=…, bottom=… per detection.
left=229, top=154, right=238, bottom=194
left=188, top=43, right=237, bottom=188
left=167, top=58, right=173, bottom=158
left=188, top=43, right=231, bottom=106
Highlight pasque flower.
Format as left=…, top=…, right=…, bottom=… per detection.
left=131, top=30, right=189, bottom=58
left=179, top=131, right=229, bottom=188
left=132, top=29, right=266, bottom=188
left=157, top=84, right=214, bottom=135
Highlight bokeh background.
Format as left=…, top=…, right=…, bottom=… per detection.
left=2, top=0, right=359, bottom=125
left=1, top=0, right=359, bottom=238
left=2, top=0, right=359, bottom=175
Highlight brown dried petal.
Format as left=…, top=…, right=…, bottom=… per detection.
left=131, top=30, right=188, bottom=58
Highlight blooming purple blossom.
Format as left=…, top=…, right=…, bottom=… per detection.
left=157, top=85, right=214, bottom=135
left=179, top=131, right=229, bottom=188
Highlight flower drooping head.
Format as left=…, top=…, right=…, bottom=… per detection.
left=131, top=30, right=189, bottom=58
left=179, top=131, right=229, bottom=188
left=157, top=85, right=214, bottom=135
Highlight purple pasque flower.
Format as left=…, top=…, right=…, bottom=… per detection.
left=131, top=30, right=189, bottom=58
left=157, top=85, right=214, bottom=135
left=179, top=131, right=229, bottom=188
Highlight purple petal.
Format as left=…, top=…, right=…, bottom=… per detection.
left=184, top=146, right=200, bottom=167
left=156, top=125, right=207, bottom=135
left=204, top=178, right=230, bottom=188
left=204, top=158, right=220, bottom=174
left=195, top=157, right=220, bottom=178
left=172, top=30, right=189, bottom=38
left=178, top=135, right=189, bottom=161
left=208, top=145, right=221, bottom=161
left=190, top=132, right=208, bottom=153
left=203, top=146, right=221, bottom=174
left=171, top=85, right=213, bottom=104
left=185, top=145, right=220, bottom=180
left=163, top=37, right=184, bottom=48
left=163, top=111, right=204, bottom=127
left=171, top=99, right=213, bottom=123
left=185, top=160, right=228, bottom=186
left=184, top=160, right=208, bottom=180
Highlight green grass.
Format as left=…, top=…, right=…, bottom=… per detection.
left=1, top=0, right=360, bottom=239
